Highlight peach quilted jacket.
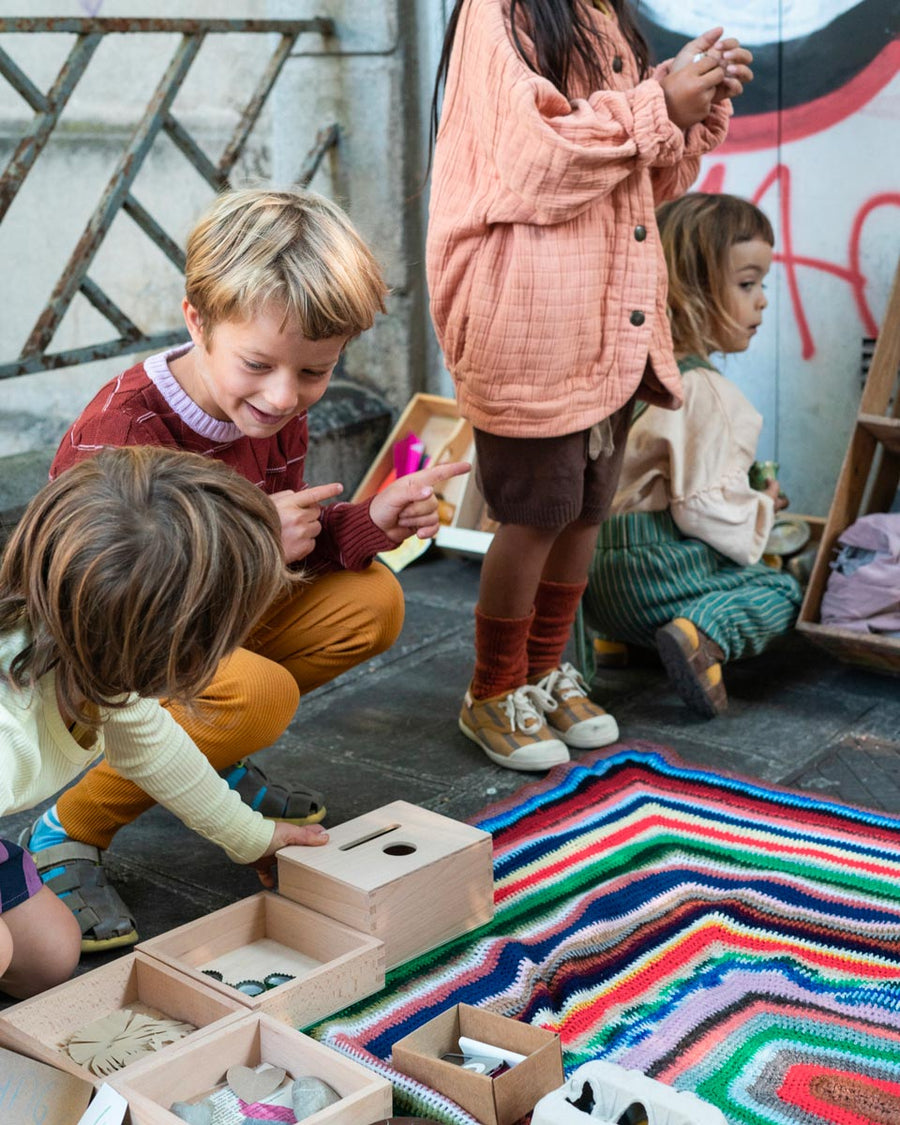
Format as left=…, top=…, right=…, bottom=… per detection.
left=426, top=0, right=731, bottom=438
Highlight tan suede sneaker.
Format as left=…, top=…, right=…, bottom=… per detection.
left=655, top=617, right=727, bottom=717
left=532, top=662, right=619, bottom=749
left=459, top=685, right=570, bottom=771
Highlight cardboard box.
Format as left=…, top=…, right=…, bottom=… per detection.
left=277, top=801, right=494, bottom=970
left=0, top=951, right=243, bottom=1082
left=137, top=891, right=384, bottom=1028
left=352, top=393, right=495, bottom=561
left=112, top=1011, right=393, bottom=1125
left=392, top=1003, right=564, bottom=1125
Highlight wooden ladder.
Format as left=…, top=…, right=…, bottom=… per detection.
left=797, top=254, right=900, bottom=673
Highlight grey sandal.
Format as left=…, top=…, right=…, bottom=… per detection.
left=226, top=759, right=326, bottom=825
left=19, top=826, right=138, bottom=952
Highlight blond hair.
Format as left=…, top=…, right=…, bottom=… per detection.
left=657, top=193, right=775, bottom=361
left=0, top=447, right=297, bottom=729
left=185, top=187, right=388, bottom=340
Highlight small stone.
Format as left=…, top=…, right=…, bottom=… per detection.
left=170, top=1101, right=213, bottom=1125
left=291, top=1075, right=342, bottom=1120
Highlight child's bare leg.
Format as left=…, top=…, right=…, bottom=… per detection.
left=478, top=522, right=560, bottom=618
left=0, top=917, right=11, bottom=980
left=0, top=887, right=81, bottom=999
left=541, top=516, right=603, bottom=586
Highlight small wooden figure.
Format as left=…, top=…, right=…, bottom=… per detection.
left=277, top=801, right=494, bottom=970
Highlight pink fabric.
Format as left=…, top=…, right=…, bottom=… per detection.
left=821, top=513, right=900, bottom=634
left=237, top=1101, right=296, bottom=1122
left=426, top=0, right=731, bottom=438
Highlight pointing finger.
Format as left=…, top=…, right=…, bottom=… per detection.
left=410, top=460, right=472, bottom=488
left=294, top=482, right=344, bottom=506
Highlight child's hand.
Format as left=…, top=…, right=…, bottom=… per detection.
left=369, top=460, right=471, bottom=544
left=765, top=479, right=790, bottom=512
left=668, top=27, right=724, bottom=74
left=271, top=482, right=344, bottom=563
left=711, top=38, right=754, bottom=103
left=661, top=29, right=724, bottom=130
left=251, top=822, right=329, bottom=889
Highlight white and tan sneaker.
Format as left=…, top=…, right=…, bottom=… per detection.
left=532, top=662, right=619, bottom=749
left=459, top=685, right=570, bottom=771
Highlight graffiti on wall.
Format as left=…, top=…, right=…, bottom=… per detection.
left=644, top=0, right=900, bottom=510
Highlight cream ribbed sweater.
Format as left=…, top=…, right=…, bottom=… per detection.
left=612, top=360, right=775, bottom=566
left=0, top=633, right=273, bottom=864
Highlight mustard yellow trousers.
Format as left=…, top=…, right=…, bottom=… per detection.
left=57, top=563, right=404, bottom=848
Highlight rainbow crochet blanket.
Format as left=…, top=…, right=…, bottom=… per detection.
left=306, top=745, right=900, bottom=1124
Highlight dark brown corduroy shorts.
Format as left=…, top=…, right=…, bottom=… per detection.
left=473, top=401, right=633, bottom=529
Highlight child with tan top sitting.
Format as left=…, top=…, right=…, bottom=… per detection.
left=583, top=193, right=802, bottom=716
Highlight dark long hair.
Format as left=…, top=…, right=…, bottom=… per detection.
left=429, top=0, right=651, bottom=155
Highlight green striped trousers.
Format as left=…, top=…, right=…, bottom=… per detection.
left=583, top=510, right=803, bottom=662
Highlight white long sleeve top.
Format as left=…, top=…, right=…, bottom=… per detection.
left=0, top=631, right=273, bottom=864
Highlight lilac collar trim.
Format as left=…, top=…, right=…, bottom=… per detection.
left=144, top=345, right=243, bottom=443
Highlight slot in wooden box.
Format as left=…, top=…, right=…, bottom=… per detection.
left=277, top=801, right=494, bottom=970
left=112, top=1011, right=393, bottom=1125
left=0, top=951, right=243, bottom=1082
left=353, top=393, right=496, bottom=559
left=137, top=891, right=384, bottom=1028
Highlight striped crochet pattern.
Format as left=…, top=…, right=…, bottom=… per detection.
left=306, top=744, right=900, bottom=1124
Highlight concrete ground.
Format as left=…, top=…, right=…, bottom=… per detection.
left=1, top=544, right=898, bottom=992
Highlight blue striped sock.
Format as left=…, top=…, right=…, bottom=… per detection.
left=28, top=805, right=70, bottom=888
left=28, top=805, right=68, bottom=851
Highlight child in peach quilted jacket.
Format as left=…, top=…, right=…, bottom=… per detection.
left=427, top=0, right=753, bottom=769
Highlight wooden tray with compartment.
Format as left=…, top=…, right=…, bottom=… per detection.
left=112, top=1011, right=393, bottom=1125
left=0, top=951, right=243, bottom=1082
left=353, top=393, right=495, bottom=556
left=136, top=891, right=384, bottom=1029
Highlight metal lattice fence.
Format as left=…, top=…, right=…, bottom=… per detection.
left=0, top=17, right=339, bottom=379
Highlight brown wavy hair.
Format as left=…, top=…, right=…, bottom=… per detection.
left=657, top=193, right=775, bottom=360
left=0, top=446, right=297, bottom=729
left=430, top=0, right=652, bottom=163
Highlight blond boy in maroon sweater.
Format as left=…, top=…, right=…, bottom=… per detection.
left=27, top=188, right=468, bottom=951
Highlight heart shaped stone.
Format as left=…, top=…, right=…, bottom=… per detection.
left=226, top=1064, right=287, bottom=1104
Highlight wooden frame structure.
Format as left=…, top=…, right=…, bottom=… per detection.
left=797, top=255, right=900, bottom=674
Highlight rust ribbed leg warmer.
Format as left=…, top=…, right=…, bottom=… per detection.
left=527, top=579, right=587, bottom=679
left=471, top=607, right=534, bottom=701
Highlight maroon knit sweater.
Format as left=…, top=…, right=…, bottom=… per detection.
left=51, top=357, right=393, bottom=573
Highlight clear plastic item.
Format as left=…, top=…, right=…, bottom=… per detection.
left=531, top=1060, right=728, bottom=1125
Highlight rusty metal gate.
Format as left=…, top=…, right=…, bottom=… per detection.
left=0, top=17, right=339, bottom=380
